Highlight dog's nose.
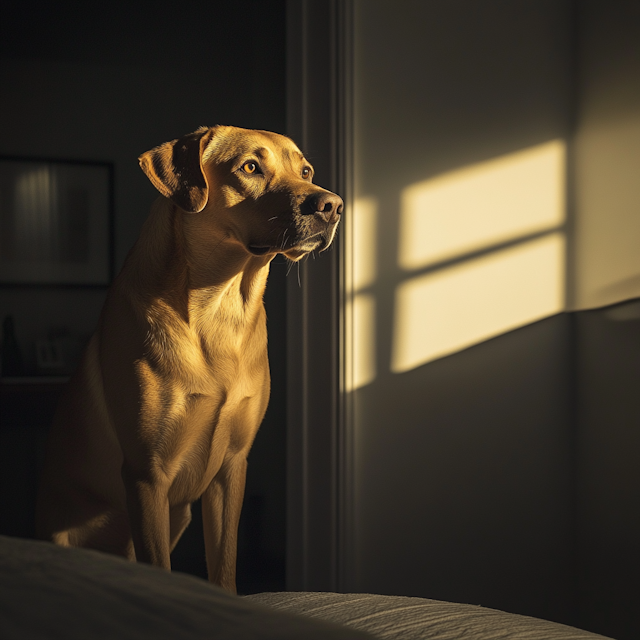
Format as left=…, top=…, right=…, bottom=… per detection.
left=305, top=192, right=344, bottom=224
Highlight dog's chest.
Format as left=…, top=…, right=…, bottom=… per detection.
left=147, top=291, right=268, bottom=380
left=152, top=327, right=269, bottom=504
left=139, top=286, right=270, bottom=503
left=166, top=373, right=268, bottom=504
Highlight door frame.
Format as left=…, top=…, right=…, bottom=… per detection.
left=285, top=0, right=353, bottom=591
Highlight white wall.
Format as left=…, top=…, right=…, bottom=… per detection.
left=346, top=0, right=576, bottom=623
left=574, top=0, right=640, bottom=309
left=345, top=2, right=640, bottom=636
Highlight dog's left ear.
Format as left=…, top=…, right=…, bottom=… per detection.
left=138, top=127, right=216, bottom=213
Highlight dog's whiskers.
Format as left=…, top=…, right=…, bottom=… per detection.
left=286, top=259, right=295, bottom=277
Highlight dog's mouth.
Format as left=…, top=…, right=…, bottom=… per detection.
left=247, top=245, right=273, bottom=256
left=247, top=220, right=339, bottom=259
left=247, top=233, right=323, bottom=257
left=298, top=233, right=327, bottom=252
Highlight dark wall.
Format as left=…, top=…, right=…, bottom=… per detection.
left=576, top=300, right=640, bottom=639
left=0, top=0, right=287, bottom=267
left=0, top=0, right=288, bottom=593
left=358, top=314, right=574, bottom=603
left=352, top=315, right=577, bottom=622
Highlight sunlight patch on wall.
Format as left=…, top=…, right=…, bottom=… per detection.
left=391, top=233, right=566, bottom=373
left=345, top=196, right=379, bottom=390
left=398, top=140, right=566, bottom=269
left=352, top=196, right=378, bottom=290
left=345, top=293, right=377, bottom=391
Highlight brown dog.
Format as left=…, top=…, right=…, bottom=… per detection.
left=35, top=125, right=342, bottom=592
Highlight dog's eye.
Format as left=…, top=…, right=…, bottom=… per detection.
left=242, top=161, right=259, bottom=174
left=301, top=167, right=311, bottom=179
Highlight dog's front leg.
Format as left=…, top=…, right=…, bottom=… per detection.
left=122, top=466, right=171, bottom=569
left=201, top=454, right=247, bottom=592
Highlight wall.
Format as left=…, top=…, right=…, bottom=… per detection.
left=347, top=0, right=576, bottom=623
left=575, top=301, right=640, bottom=639
left=0, top=0, right=288, bottom=593
left=346, top=1, right=640, bottom=637
left=0, top=0, right=286, bottom=356
left=574, top=0, right=640, bottom=309
left=573, top=3, right=640, bottom=637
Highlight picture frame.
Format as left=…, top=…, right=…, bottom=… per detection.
left=0, top=156, right=113, bottom=285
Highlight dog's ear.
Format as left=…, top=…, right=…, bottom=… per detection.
left=138, top=127, right=216, bottom=213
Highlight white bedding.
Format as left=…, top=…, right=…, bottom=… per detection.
left=247, top=591, right=613, bottom=640
left=0, top=535, right=370, bottom=639
left=0, top=535, right=614, bottom=640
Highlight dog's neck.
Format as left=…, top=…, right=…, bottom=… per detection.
left=119, top=198, right=273, bottom=328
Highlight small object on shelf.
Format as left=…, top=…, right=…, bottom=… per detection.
left=1, top=315, right=24, bottom=376
left=36, top=340, right=66, bottom=373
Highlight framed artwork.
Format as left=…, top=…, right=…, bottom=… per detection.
left=0, top=157, right=113, bottom=285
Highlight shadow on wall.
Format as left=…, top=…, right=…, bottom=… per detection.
left=344, top=96, right=640, bottom=636
left=343, top=135, right=578, bottom=623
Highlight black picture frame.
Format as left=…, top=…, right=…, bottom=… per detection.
left=0, top=156, right=114, bottom=286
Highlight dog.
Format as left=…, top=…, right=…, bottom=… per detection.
left=35, top=125, right=342, bottom=592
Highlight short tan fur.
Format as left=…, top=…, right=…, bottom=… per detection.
left=36, top=125, right=343, bottom=592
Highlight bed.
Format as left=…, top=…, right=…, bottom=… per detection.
left=0, top=535, right=612, bottom=639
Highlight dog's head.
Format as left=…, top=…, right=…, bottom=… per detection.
left=139, top=125, right=342, bottom=261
